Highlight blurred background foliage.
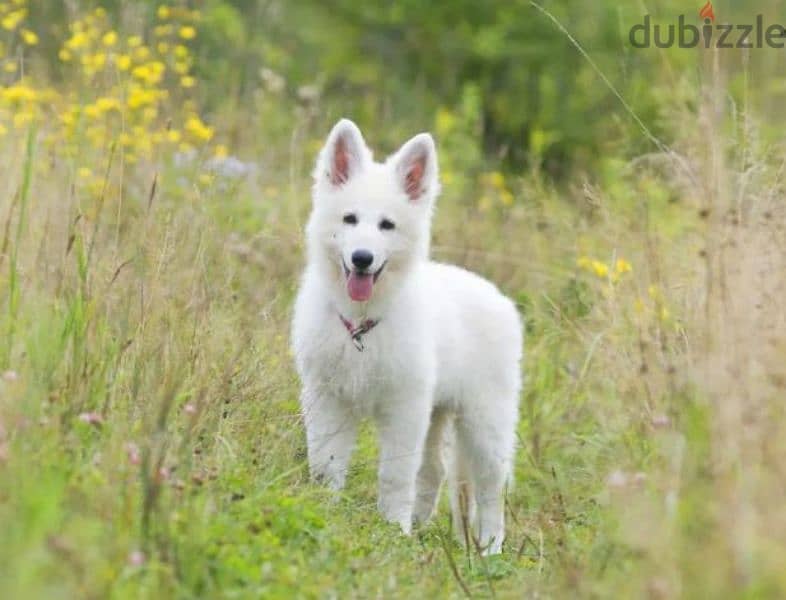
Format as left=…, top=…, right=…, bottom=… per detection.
left=14, top=0, right=785, bottom=178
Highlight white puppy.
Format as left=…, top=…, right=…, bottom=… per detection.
left=292, top=119, right=522, bottom=554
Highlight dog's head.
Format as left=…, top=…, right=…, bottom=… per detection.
left=307, top=119, right=440, bottom=305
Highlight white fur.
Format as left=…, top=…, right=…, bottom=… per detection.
left=291, top=119, right=522, bottom=554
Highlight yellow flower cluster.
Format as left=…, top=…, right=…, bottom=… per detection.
left=637, top=285, right=671, bottom=323
left=577, top=256, right=633, bottom=282
left=0, top=3, right=219, bottom=190
left=0, top=1, right=27, bottom=36
left=478, top=171, right=515, bottom=211
left=0, top=0, right=31, bottom=77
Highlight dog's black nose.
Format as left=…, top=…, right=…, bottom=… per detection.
left=351, top=249, right=374, bottom=270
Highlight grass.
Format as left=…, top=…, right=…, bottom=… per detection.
left=2, top=14, right=786, bottom=600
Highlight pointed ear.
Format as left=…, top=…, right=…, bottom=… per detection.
left=316, top=119, right=369, bottom=187
left=393, top=133, right=439, bottom=203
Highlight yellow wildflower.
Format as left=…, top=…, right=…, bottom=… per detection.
left=96, top=97, right=121, bottom=112
left=615, top=258, right=632, bottom=274
left=178, top=26, right=196, bottom=40
left=180, top=75, right=196, bottom=88
left=1, top=9, right=26, bottom=31
left=157, top=5, right=171, bottom=20
left=127, top=87, right=157, bottom=109
left=2, top=84, right=39, bottom=104
left=115, top=54, right=131, bottom=70
left=60, top=111, right=76, bottom=127
left=21, top=29, right=38, bottom=45
left=214, top=144, right=228, bottom=159
left=591, top=260, right=609, bottom=278
left=185, top=116, right=213, bottom=142
left=65, top=31, right=89, bottom=50
left=488, top=171, right=505, bottom=189
left=87, top=53, right=106, bottom=70
left=102, top=31, right=118, bottom=47
left=435, top=107, right=456, bottom=136
left=576, top=256, right=592, bottom=270
left=132, top=61, right=165, bottom=85
left=84, top=104, right=101, bottom=119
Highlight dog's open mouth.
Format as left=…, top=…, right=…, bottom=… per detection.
left=343, top=261, right=386, bottom=302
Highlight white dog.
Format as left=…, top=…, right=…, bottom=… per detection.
left=291, top=119, right=522, bottom=554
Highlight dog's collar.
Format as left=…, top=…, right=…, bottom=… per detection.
left=339, top=314, right=380, bottom=352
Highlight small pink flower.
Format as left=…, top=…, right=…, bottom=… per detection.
left=157, top=466, right=171, bottom=481
left=128, top=550, right=146, bottom=567
left=606, top=469, right=628, bottom=489
left=125, top=443, right=141, bottom=465
left=78, top=412, right=104, bottom=426
left=1, top=370, right=18, bottom=382
left=651, top=414, right=671, bottom=429
left=183, top=403, right=197, bottom=415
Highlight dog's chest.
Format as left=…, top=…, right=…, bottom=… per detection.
left=305, top=319, right=418, bottom=412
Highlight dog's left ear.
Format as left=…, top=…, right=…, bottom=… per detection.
left=393, top=133, right=439, bottom=203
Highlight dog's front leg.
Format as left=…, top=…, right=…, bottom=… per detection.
left=301, top=386, right=357, bottom=491
left=375, top=395, right=431, bottom=534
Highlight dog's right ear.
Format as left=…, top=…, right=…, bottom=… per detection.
left=316, top=119, right=369, bottom=187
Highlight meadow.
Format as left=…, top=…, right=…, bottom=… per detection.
left=1, top=1, right=786, bottom=598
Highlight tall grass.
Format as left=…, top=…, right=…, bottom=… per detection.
left=1, top=8, right=785, bottom=600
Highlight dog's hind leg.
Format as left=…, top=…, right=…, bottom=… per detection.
left=454, top=400, right=516, bottom=555
left=448, top=433, right=476, bottom=548
left=413, top=407, right=450, bottom=525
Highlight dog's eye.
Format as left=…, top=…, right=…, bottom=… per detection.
left=379, top=218, right=395, bottom=231
left=343, top=213, right=358, bottom=225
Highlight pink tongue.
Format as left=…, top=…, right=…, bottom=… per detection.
left=347, top=271, right=374, bottom=301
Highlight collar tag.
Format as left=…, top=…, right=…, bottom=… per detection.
left=339, top=315, right=379, bottom=352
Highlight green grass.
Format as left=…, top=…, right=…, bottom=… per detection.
left=2, top=68, right=786, bottom=599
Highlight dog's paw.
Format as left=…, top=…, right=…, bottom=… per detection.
left=309, top=465, right=346, bottom=492
left=378, top=500, right=413, bottom=535
left=411, top=504, right=435, bottom=527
